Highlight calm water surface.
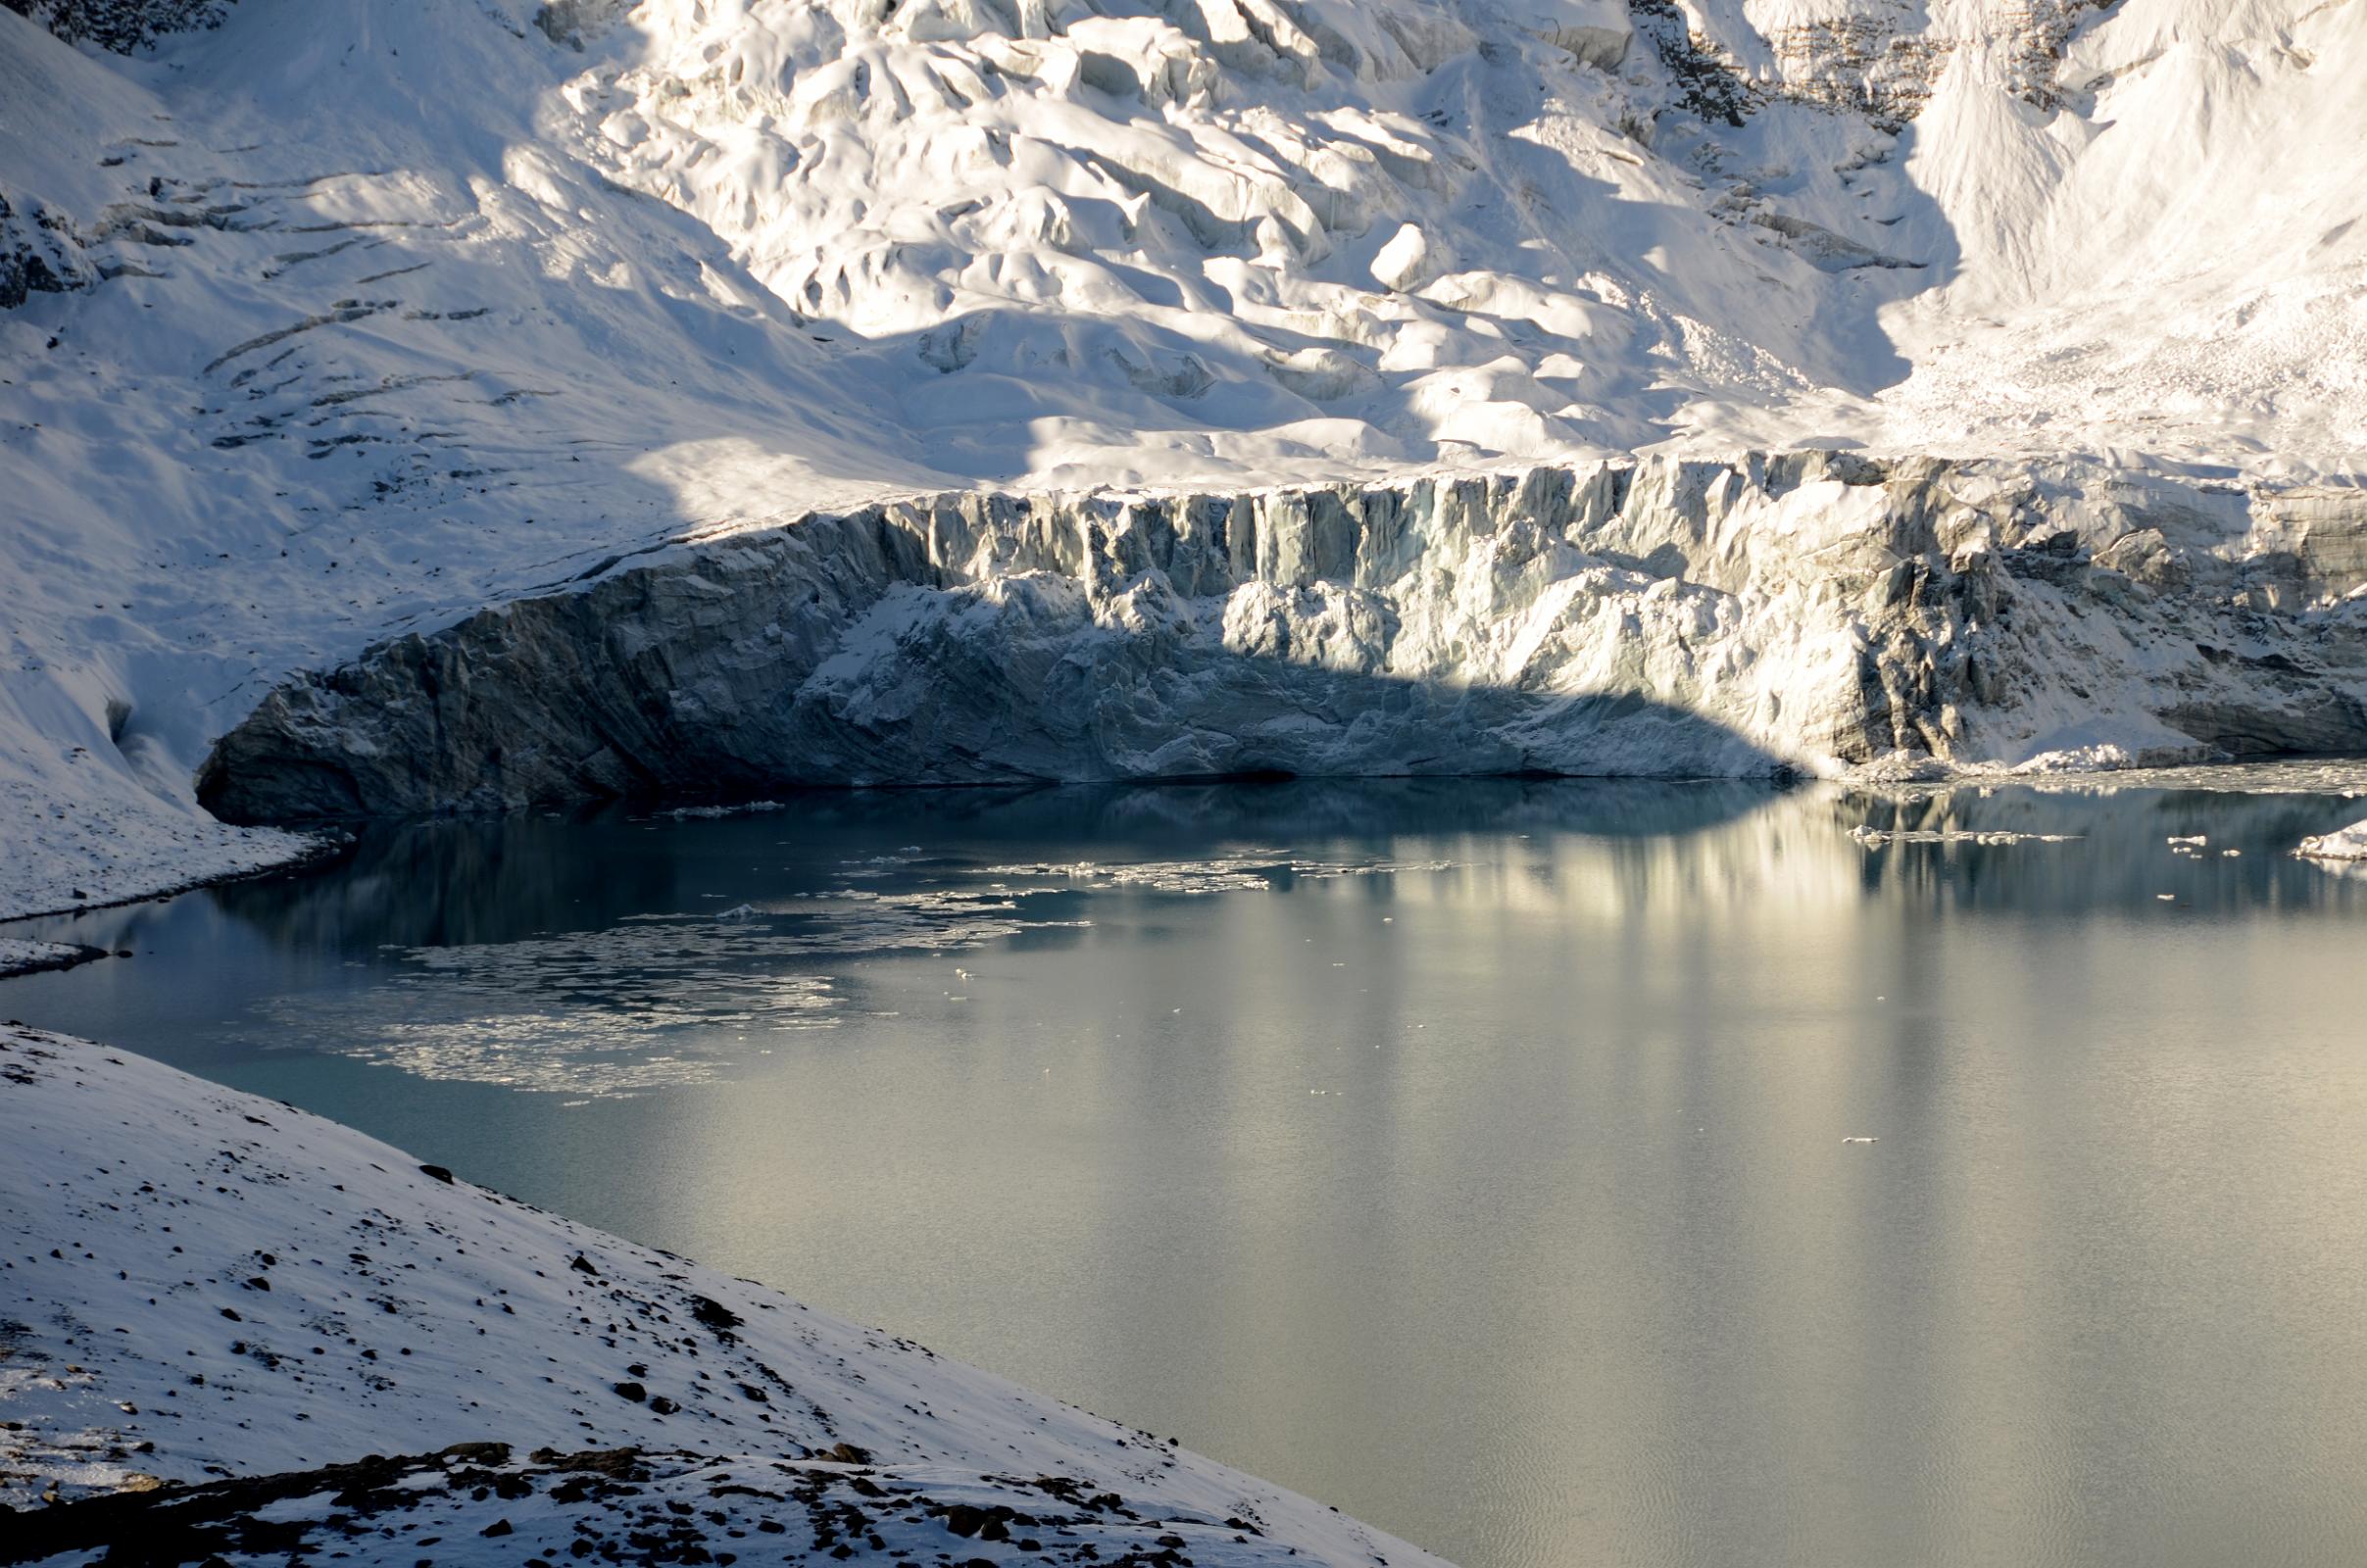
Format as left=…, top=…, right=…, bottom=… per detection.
left=11, top=776, right=2367, bottom=1568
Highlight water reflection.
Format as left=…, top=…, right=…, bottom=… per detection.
left=9, top=775, right=2367, bottom=1568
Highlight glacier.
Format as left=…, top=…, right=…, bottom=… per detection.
left=200, top=452, right=2367, bottom=819
left=1, top=0, right=2364, bottom=890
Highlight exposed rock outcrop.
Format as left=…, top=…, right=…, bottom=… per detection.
left=0, top=190, right=88, bottom=310
left=2, top=0, right=231, bottom=52
left=198, top=453, right=2367, bottom=822
left=1633, top=0, right=2118, bottom=132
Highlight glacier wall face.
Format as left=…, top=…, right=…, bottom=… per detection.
left=197, top=454, right=2367, bottom=821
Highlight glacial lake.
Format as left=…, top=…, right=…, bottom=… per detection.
left=11, top=772, right=2367, bottom=1568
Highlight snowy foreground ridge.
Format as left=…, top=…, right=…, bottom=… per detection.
left=2, top=0, right=2365, bottom=913
left=0, top=1024, right=1448, bottom=1567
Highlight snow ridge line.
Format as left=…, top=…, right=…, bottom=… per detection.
left=0, top=1023, right=1444, bottom=1565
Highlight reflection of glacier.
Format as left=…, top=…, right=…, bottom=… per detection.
left=272, top=885, right=1063, bottom=1095
left=205, top=776, right=1786, bottom=956
left=271, top=838, right=1466, bottom=1095
left=239, top=773, right=2367, bottom=1096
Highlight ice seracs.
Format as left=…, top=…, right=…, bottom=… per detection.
left=1, top=0, right=2364, bottom=913
left=194, top=454, right=2367, bottom=822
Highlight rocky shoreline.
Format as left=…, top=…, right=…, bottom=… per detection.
left=0, top=939, right=112, bottom=980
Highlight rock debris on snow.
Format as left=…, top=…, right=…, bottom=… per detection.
left=0, top=1023, right=1442, bottom=1567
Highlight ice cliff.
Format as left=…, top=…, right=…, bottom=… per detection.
left=199, top=452, right=2367, bottom=819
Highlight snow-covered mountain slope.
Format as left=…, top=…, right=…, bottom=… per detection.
left=1859, top=0, right=2367, bottom=468
left=556, top=0, right=2367, bottom=476
left=0, top=1023, right=1448, bottom=1566
left=1, top=0, right=2362, bottom=913
left=0, top=0, right=943, bottom=916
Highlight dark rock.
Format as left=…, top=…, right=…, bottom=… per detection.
left=687, top=1295, right=743, bottom=1334
left=0, top=1445, right=492, bottom=1563
left=438, top=1443, right=512, bottom=1466
left=6, top=0, right=235, bottom=53
left=526, top=1446, right=645, bottom=1480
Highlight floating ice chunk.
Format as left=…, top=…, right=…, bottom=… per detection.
left=666, top=801, right=787, bottom=819
left=1001, top=855, right=1453, bottom=895
left=715, top=903, right=761, bottom=920
left=2296, top=817, right=2367, bottom=861
left=1849, top=826, right=2080, bottom=848
left=1842, top=1136, right=1879, bottom=1145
